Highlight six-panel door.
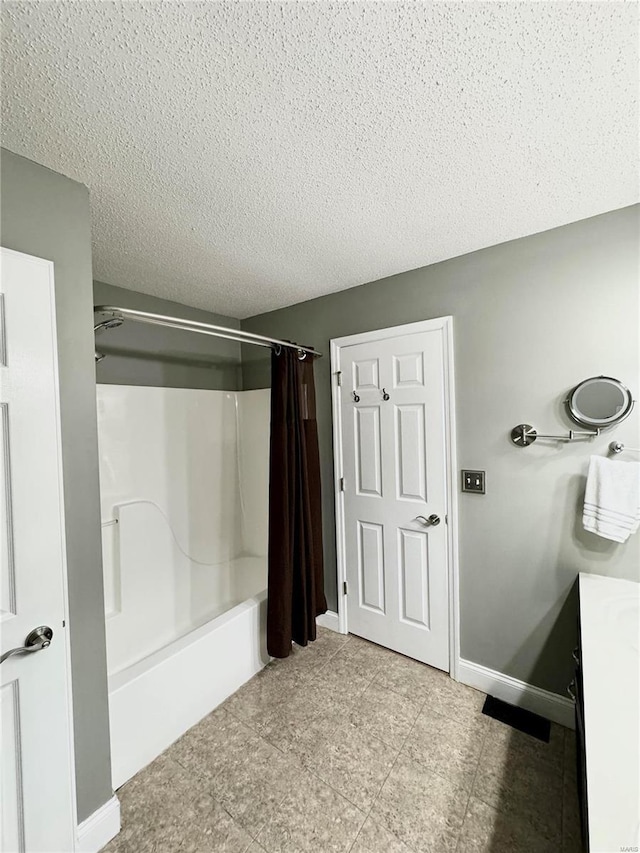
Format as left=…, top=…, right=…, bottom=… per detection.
left=0, top=249, right=75, bottom=853
left=339, top=328, right=449, bottom=671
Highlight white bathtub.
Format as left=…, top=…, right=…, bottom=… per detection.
left=108, top=586, right=269, bottom=789
left=97, top=385, right=271, bottom=788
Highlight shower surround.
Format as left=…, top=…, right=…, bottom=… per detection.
left=96, top=384, right=270, bottom=787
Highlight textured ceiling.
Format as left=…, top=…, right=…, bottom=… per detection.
left=1, top=2, right=638, bottom=319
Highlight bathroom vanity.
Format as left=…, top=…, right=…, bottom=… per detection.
left=574, top=573, right=640, bottom=852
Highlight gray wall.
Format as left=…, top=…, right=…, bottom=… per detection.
left=242, top=205, right=640, bottom=696
left=1, top=149, right=112, bottom=821
left=94, top=280, right=242, bottom=390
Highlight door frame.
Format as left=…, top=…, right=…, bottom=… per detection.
left=330, top=316, right=460, bottom=679
left=1, top=248, right=79, bottom=847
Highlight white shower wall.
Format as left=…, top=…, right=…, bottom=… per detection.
left=97, top=384, right=271, bottom=675
left=237, top=389, right=271, bottom=556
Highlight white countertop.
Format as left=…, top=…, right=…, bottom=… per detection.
left=579, top=572, right=640, bottom=853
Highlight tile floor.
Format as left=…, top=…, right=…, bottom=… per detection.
left=104, top=628, right=582, bottom=853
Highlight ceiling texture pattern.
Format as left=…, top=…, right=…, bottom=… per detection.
left=1, top=2, right=638, bottom=318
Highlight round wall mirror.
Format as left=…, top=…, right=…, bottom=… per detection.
left=566, top=376, right=634, bottom=428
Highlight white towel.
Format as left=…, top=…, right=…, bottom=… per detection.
left=583, top=455, right=640, bottom=543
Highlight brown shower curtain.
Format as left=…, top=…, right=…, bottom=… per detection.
left=267, top=348, right=327, bottom=658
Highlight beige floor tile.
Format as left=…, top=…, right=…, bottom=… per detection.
left=211, top=735, right=304, bottom=837
left=256, top=771, right=365, bottom=853
left=562, top=832, right=585, bottom=853
left=146, top=795, right=253, bottom=853
left=336, top=635, right=397, bottom=678
left=107, top=641, right=582, bottom=853
left=402, top=705, right=488, bottom=790
left=121, top=812, right=191, bottom=853
left=374, top=654, right=447, bottom=703
left=350, top=816, right=413, bottom=853
left=483, top=717, right=565, bottom=775
left=317, top=625, right=347, bottom=641
left=191, top=801, right=254, bottom=853
left=562, top=769, right=584, bottom=852
left=102, top=827, right=150, bottom=853
left=118, top=753, right=199, bottom=819
left=266, top=707, right=343, bottom=762
left=123, top=751, right=190, bottom=793
left=266, top=645, right=323, bottom=678
left=264, top=706, right=343, bottom=762
left=457, top=795, right=559, bottom=853
left=472, top=736, right=563, bottom=841
left=563, top=729, right=578, bottom=780
left=422, top=675, right=485, bottom=724
left=319, top=626, right=352, bottom=647
left=342, top=634, right=398, bottom=662
left=311, top=650, right=378, bottom=701
left=166, top=708, right=261, bottom=784
left=349, top=680, right=422, bottom=750
left=223, top=662, right=304, bottom=723
left=268, top=629, right=349, bottom=677
left=303, top=719, right=397, bottom=810
left=111, top=757, right=252, bottom=853
left=370, top=753, right=468, bottom=853
left=257, top=679, right=350, bottom=760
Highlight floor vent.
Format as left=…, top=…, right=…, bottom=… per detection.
left=482, top=695, right=551, bottom=742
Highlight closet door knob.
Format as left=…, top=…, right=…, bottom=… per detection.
left=415, top=514, right=440, bottom=527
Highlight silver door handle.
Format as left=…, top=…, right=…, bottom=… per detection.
left=0, top=626, right=53, bottom=665
left=415, top=515, right=441, bottom=527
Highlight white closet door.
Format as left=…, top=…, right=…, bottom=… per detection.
left=338, top=325, right=449, bottom=670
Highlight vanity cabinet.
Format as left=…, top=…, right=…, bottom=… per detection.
left=575, top=573, right=639, bottom=853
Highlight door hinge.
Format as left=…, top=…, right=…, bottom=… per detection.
left=335, top=371, right=342, bottom=386
left=339, top=477, right=345, bottom=491
left=343, top=581, right=348, bottom=595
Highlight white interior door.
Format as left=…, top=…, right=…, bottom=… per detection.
left=334, top=321, right=452, bottom=671
left=0, top=249, right=76, bottom=852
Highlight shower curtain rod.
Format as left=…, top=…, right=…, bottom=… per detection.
left=94, top=305, right=322, bottom=358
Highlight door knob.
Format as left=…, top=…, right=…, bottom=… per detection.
left=0, top=626, right=53, bottom=665
left=415, top=514, right=441, bottom=527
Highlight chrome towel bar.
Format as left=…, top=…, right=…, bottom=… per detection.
left=609, top=442, right=640, bottom=455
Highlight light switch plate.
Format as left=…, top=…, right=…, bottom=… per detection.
left=461, top=470, right=485, bottom=494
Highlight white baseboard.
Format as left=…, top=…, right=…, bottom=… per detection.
left=317, top=610, right=342, bottom=633
left=457, top=659, right=575, bottom=730
left=76, top=795, right=120, bottom=853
